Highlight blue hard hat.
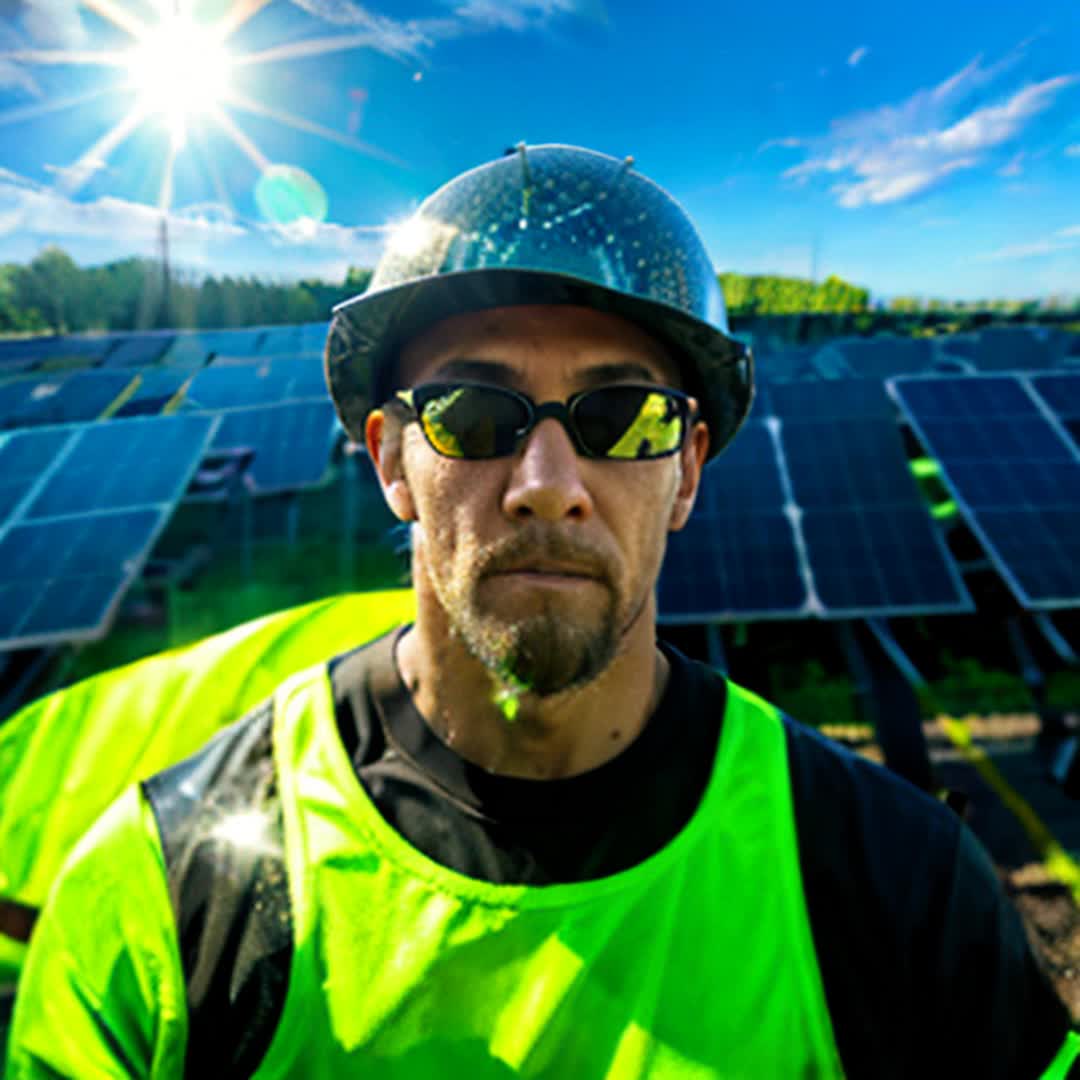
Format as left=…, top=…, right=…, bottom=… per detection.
left=326, top=144, right=753, bottom=459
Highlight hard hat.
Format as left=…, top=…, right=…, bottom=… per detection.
left=326, top=143, right=753, bottom=459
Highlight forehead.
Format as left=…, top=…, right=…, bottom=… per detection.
left=396, top=304, right=681, bottom=389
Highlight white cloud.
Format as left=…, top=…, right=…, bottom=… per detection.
left=975, top=225, right=1080, bottom=261
left=452, top=0, right=581, bottom=32
left=847, top=46, right=868, bottom=67
left=759, top=136, right=803, bottom=152
left=1066, top=144, right=1080, bottom=158
left=779, top=52, right=1079, bottom=208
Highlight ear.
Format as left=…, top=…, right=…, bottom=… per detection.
left=668, top=420, right=709, bottom=532
left=365, top=408, right=416, bottom=522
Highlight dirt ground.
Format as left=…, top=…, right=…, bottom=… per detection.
left=1005, top=864, right=1080, bottom=1024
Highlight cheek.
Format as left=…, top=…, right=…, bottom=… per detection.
left=404, top=445, right=501, bottom=562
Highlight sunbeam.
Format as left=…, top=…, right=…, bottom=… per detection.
left=210, top=106, right=270, bottom=171
left=190, top=127, right=237, bottom=220
left=225, top=90, right=408, bottom=168
left=59, top=105, right=147, bottom=197
left=233, top=32, right=417, bottom=68
left=0, top=49, right=129, bottom=67
left=82, top=0, right=149, bottom=40
left=158, top=138, right=177, bottom=212
left=217, top=0, right=275, bottom=42
left=0, top=86, right=119, bottom=129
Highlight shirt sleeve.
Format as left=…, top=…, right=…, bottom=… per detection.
left=5, top=786, right=188, bottom=1080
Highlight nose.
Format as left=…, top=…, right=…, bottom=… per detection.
left=501, top=417, right=595, bottom=523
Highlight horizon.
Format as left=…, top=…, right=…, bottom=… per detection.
left=0, top=1, right=1078, bottom=303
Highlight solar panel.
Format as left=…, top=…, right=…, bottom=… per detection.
left=257, top=325, right=305, bottom=355
left=658, top=422, right=810, bottom=621
left=0, top=509, right=166, bottom=646
left=23, top=413, right=218, bottom=519
left=184, top=362, right=294, bottom=409
left=102, top=333, right=175, bottom=368
left=270, top=356, right=328, bottom=399
left=212, top=400, right=339, bottom=494
left=0, top=414, right=219, bottom=649
left=198, top=328, right=266, bottom=358
left=300, top=322, right=330, bottom=352
left=779, top=415, right=973, bottom=615
left=160, top=333, right=214, bottom=369
left=819, top=336, right=936, bottom=380
left=0, top=378, right=40, bottom=426
left=3, top=370, right=135, bottom=428
left=0, top=427, right=75, bottom=523
left=1031, top=373, right=1080, bottom=416
left=113, top=368, right=192, bottom=417
left=890, top=374, right=1080, bottom=609
left=969, top=326, right=1061, bottom=372
left=754, top=347, right=818, bottom=383
left=770, top=377, right=897, bottom=422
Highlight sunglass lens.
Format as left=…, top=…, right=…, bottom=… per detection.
left=420, top=386, right=526, bottom=458
left=575, top=388, right=684, bottom=459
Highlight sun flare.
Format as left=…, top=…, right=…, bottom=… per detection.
left=126, top=15, right=232, bottom=148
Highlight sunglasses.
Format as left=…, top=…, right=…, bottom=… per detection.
left=393, top=381, right=695, bottom=461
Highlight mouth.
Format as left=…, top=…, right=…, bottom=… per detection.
left=487, top=562, right=604, bottom=588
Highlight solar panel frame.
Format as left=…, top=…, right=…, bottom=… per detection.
left=0, top=413, right=220, bottom=650
left=210, top=399, right=340, bottom=495
left=657, top=421, right=813, bottom=623
left=889, top=372, right=1080, bottom=610
left=777, top=407, right=974, bottom=618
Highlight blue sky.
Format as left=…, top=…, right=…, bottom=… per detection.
left=0, top=0, right=1078, bottom=302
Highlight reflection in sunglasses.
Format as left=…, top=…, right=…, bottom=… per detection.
left=606, top=393, right=682, bottom=459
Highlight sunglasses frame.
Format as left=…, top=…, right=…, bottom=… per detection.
left=393, top=380, right=696, bottom=461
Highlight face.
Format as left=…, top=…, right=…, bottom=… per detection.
left=367, top=304, right=708, bottom=697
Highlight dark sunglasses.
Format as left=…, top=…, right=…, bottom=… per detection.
left=393, top=381, right=695, bottom=461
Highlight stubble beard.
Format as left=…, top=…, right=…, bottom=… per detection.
left=436, top=533, right=623, bottom=698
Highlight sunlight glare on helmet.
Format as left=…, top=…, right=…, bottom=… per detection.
left=386, top=215, right=457, bottom=258
left=126, top=15, right=232, bottom=149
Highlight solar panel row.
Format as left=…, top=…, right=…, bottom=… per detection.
left=0, top=414, right=219, bottom=650
left=890, top=373, right=1080, bottom=611
left=658, top=379, right=974, bottom=621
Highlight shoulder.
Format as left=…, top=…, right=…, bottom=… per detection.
left=777, top=712, right=1074, bottom=1078
left=8, top=785, right=187, bottom=1076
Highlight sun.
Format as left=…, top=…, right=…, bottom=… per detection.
left=126, top=14, right=232, bottom=148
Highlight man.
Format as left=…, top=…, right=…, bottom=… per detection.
left=6, top=144, right=1078, bottom=1078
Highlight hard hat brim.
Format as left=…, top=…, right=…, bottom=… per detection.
left=326, top=267, right=753, bottom=460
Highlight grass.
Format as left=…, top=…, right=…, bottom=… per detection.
left=59, top=540, right=405, bottom=688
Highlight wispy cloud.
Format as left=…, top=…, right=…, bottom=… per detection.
left=0, top=166, right=391, bottom=277
left=758, top=136, right=803, bottom=152
left=780, top=51, right=1079, bottom=208
left=998, top=150, right=1025, bottom=177
left=847, top=46, right=868, bottom=68
left=452, top=0, right=585, bottom=32
left=975, top=225, right=1080, bottom=261
left=1066, top=144, right=1080, bottom=158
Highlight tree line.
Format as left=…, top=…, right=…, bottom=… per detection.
left=1, top=246, right=1075, bottom=338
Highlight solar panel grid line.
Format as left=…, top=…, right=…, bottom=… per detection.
left=1022, top=373, right=1080, bottom=464
left=0, top=507, right=171, bottom=649
left=19, top=413, right=222, bottom=521
left=657, top=419, right=815, bottom=623
left=888, top=373, right=1080, bottom=610
left=764, top=415, right=825, bottom=616
left=772, top=381, right=974, bottom=616
left=0, top=426, right=80, bottom=533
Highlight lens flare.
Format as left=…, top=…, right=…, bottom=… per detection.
left=255, top=163, right=329, bottom=227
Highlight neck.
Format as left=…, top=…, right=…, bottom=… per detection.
left=396, top=583, right=669, bottom=780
